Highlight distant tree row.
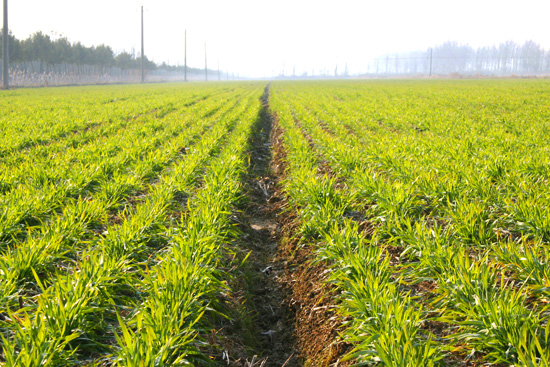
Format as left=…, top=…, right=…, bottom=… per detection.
left=1, top=31, right=156, bottom=70
left=370, top=41, right=550, bottom=75
left=157, top=62, right=212, bottom=76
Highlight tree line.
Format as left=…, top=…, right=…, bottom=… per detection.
left=1, top=31, right=217, bottom=78
left=1, top=31, right=157, bottom=70
left=369, top=40, right=550, bottom=76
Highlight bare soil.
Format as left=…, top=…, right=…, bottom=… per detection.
left=269, top=107, right=353, bottom=366
left=211, top=85, right=300, bottom=367
left=210, top=84, right=353, bottom=367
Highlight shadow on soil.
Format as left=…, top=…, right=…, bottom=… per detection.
left=218, top=84, right=301, bottom=367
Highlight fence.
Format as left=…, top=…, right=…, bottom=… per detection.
left=0, top=61, right=208, bottom=87
left=366, top=54, right=550, bottom=76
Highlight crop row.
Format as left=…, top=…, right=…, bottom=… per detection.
left=0, top=82, right=264, bottom=366
left=0, top=87, right=245, bottom=310
left=270, top=80, right=550, bottom=366
left=0, top=83, right=235, bottom=157
left=3, top=79, right=549, bottom=366
left=0, top=85, right=244, bottom=247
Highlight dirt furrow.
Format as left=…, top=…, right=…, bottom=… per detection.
left=211, top=85, right=298, bottom=367
left=219, top=84, right=351, bottom=367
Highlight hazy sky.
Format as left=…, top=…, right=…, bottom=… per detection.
left=3, top=0, right=550, bottom=77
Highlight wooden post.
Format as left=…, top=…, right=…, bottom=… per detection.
left=141, top=5, right=144, bottom=83
left=2, top=0, right=8, bottom=89
left=429, top=48, right=433, bottom=76
left=184, top=29, right=187, bottom=82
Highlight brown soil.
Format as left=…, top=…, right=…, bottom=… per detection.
left=280, top=253, right=354, bottom=367
left=213, top=85, right=300, bottom=367
left=214, top=84, right=353, bottom=367
left=342, top=124, right=359, bottom=139
left=271, top=111, right=354, bottom=366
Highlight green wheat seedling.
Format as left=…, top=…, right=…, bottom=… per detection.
left=269, top=79, right=550, bottom=365
left=0, top=83, right=264, bottom=365
left=114, top=89, right=261, bottom=365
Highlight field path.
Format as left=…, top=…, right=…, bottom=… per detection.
left=225, top=84, right=301, bottom=367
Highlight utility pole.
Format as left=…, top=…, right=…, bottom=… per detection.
left=2, top=0, right=8, bottom=89
left=141, top=5, right=144, bottom=83
left=429, top=48, right=433, bottom=76
left=184, top=29, right=187, bottom=82
left=204, top=43, right=207, bottom=81
left=217, top=59, right=220, bottom=81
